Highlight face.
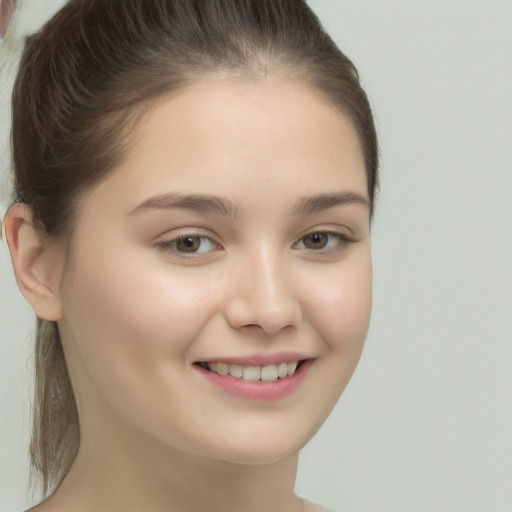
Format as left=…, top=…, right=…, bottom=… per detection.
left=57, top=77, right=372, bottom=465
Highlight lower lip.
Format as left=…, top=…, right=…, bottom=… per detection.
left=194, top=360, right=313, bottom=401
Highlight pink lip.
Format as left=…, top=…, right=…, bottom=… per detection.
left=193, top=358, right=313, bottom=401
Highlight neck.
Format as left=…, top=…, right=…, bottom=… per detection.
left=41, top=414, right=303, bottom=512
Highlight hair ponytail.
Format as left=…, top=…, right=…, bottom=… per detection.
left=30, top=319, right=79, bottom=497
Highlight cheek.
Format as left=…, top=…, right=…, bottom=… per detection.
left=59, top=248, right=218, bottom=394
left=302, top=250, right=373, bottom=352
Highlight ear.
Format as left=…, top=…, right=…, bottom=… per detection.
left=3, top=204, right=64, bottom=321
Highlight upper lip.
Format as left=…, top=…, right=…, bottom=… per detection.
left=194, top=352, right=312, bottom=367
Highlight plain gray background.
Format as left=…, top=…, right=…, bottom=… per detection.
left=1, top=1, right=511, bottom=511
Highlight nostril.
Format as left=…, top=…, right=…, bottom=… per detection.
left=245, top=323, right=265, bottom=331
left=224, top=282, right=303, bottom=333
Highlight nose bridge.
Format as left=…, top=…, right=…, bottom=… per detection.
left=226, top=241, right=302, bottom=333
left=253, top=244, right=287, bottom=308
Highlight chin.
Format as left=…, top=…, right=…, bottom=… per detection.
left=204, top=422, right=317, bottom=467
left=216, top=442, right=302, bottom=467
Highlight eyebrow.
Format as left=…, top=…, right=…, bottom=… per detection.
left=292, top=192, right=369, bottom=216
left=128, top=190, right=369, bottom=218
left=128, top=192, right=240, bottom=219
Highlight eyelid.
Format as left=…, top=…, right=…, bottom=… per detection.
left=293, top=227, right=357, bottom=252
left=152, top=225, right=356, bottom=257
left=154, top=229, right=223, bottom=256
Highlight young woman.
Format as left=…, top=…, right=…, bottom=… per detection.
left=3, top=1, right=378, bottom=511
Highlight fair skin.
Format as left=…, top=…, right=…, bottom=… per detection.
left=5, top=77, right=372, bottom=512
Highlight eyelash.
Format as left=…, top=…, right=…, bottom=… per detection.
left=293, top=230, right=355, bottom=253
left=155, top=233, right=221, bottom=256
left=154, top=229, right=355, bottom=257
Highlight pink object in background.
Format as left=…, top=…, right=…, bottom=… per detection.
left=0, top=0, right=18, bottom=41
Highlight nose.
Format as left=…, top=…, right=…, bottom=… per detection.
left=225, top=247, right=303, bottom=334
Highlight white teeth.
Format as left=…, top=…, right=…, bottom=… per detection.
left=228, top=364, right=243, bottom=378
left=205, top=360, right=302, bottom=381
left=260, top=364, right=278, bottom=381
left=277, top=362, right=288, bottom=378
left=287, top=361, right=298, bottom=375
left=216, top=362, right=229, bottom=376
left=243, top=366, right=261, bottom=381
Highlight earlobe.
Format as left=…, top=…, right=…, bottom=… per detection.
left=3, top=204, right=64, bottom=321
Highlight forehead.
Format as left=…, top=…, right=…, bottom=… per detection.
left=87, top=77, right=368, bottom=214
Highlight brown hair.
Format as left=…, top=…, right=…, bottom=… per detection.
left=11, top=0, right=378, bottom=498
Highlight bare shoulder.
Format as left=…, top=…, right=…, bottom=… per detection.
left=25, top=501, right=54, bottom=512
left=27, top=499, right=331, bottom=512
left=303, top=498, right=334, bottom=512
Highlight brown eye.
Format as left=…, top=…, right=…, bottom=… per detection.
left=302, top=232, right=329, bottom=250
left=176, top=236, right=201, bottom=253
left=156, top=234, right=219, bottom=255
left=294, top=231, right=353, bottom=253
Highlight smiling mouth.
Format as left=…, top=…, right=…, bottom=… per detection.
left=194, top=360, right=307, bottom=382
